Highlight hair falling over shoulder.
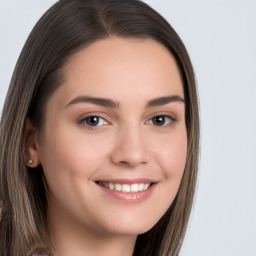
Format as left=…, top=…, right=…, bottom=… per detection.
left=0, top=0, right=199, bottom=255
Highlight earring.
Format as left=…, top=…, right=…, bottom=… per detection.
left=28, top=159, right=33, bottom=165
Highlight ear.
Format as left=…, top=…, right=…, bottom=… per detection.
left=23, top=119, right=40, bottom=168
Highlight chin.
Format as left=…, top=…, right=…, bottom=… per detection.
left=93, top=210, right=165, bottom=237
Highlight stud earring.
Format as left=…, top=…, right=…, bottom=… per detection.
left=28, top=159, right=33, bottom=165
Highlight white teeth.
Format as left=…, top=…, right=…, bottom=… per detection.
left=114, top=183, right=122, bottom=191
left=144, top=183, right=150, bottom=190
left=122, top=184, right=131, bottom=192
left=138, top=183, right=144, bottom=191
left=131, top=184, right=139, bottom=192
left=98, top=182, right=151, bottom=192
left=109, top=183, right=115, bottom=190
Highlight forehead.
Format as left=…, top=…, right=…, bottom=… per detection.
left=51, top=37, right=184, bottom=108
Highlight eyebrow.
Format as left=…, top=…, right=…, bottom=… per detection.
left=146, top=95, right=184, bottom=107
left=66, top=96, right=119, bottom=108
left=65, top=95, right=184, bottom=108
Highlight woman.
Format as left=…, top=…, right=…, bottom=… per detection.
left=0, top=0, right=199, bottom=255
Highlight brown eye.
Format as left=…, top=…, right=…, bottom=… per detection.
left=148, top=115, right=175, bottom=127
left=152, top=116, right=166, bottom=126
left=83, top=116, right=107, bottom=126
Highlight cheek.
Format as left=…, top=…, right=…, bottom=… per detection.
left=37, top=126, right=111, bottom=220
left=157, top=129, right=187, bottom=177
left=163, top=139, right=187, bottom=177
left=38, top=125, right=111, bottom=186
left=140, top=128, right=187, bottom=227
left=155, top=127, right=187, bottom=199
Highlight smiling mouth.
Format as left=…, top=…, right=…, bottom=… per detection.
left=96, top=181, right=153, bottom=192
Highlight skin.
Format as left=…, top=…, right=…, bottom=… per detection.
left=26, top=38, right=187, bottom=256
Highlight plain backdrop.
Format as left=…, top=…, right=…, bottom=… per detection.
left=0, top=0, right=256, bottom=255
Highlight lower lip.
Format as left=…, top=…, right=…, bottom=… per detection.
left=96, top=183, right=156, bottom=203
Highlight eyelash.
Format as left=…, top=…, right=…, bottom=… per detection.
left=146, top=115, right=176, bottom=127
left=78, top=113, right=176, bottom=130
left=78, top=116, right=109, bottom=129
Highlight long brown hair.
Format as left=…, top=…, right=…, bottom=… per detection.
left=0, top=0, right=199, bottom=255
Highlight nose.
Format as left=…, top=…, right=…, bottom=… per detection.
left=111, top=125, right=150, bottom=168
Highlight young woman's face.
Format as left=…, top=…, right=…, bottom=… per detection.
left=35, top=38, right=187, bottom=237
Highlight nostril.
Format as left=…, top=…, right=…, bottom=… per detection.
left=111, top=133, right=149, bottom=167
left=112, top=150, right=149, bottom=167
left=116, top=160, right=147, bottom=168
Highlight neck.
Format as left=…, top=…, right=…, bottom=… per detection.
left=52, top=230, right=136, bottom=256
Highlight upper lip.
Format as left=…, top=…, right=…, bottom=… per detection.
left=95, top=178, right=157, bottom=184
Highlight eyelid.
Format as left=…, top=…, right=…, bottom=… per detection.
left=76, top=111, right=110, bottom=122
left=145, top=113, right=177, bottom=126
left=76, top=111, right=177, bottom=130
left=77, top=113, right=111, bottom=129
left=146, top=112, right=177, bottom=121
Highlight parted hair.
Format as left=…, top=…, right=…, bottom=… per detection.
left=0, top=0, right=199, bottom=255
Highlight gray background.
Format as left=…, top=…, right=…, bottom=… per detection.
left=0, top=0, right=256, bottom=255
